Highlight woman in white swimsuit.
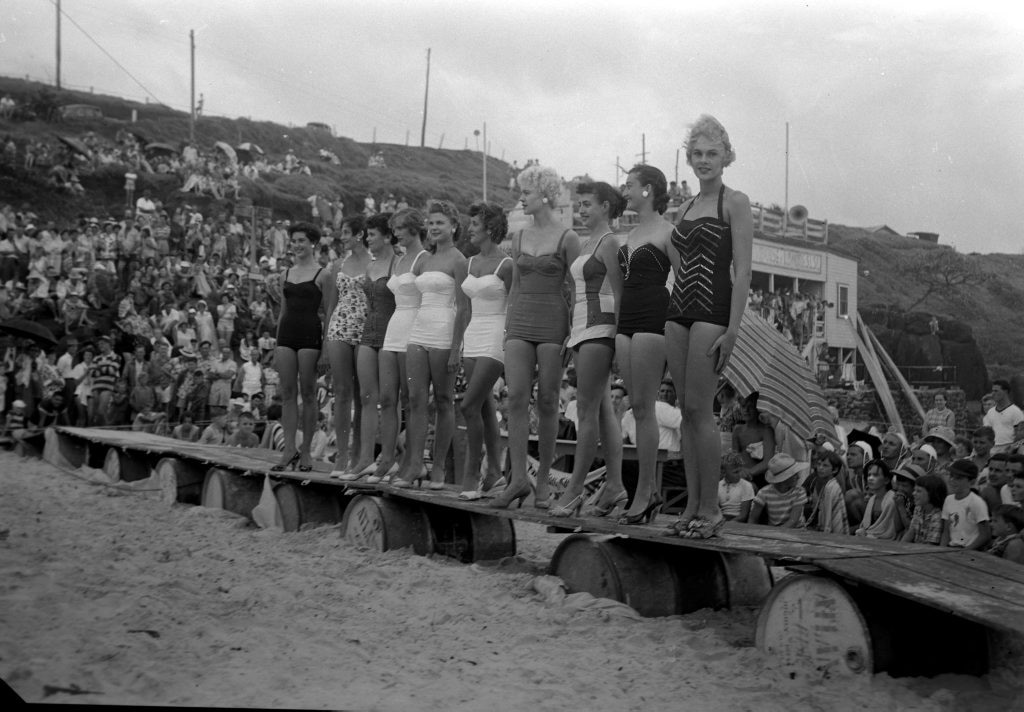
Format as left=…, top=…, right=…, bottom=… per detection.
left=373, top=209, right=428, bottom=483
left=455, top=202, right=512, bottom=500
left=394, top=200, right=469, bottom=489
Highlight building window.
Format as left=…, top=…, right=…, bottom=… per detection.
left=837, top=284, right=849, bottom=318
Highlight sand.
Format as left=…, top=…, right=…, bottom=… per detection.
left=0, top=450, right=1020, bottom=711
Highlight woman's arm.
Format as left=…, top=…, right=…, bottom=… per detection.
left=598, top=232, right=624, bottom=320
left=713, top=189, right=754, bottom=373
left=317, top=266, right=335, bottom=345
left=448, top=255, right=470, bottom=371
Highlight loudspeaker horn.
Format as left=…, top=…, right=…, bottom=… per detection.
left=788, top=205, right=808, bottom=224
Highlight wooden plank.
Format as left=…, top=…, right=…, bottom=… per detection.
left=819, top=553, right=1024, bottom=635
left=865, top=324, right=927, bottom=424
left=852, top=314, right=903, bottom=430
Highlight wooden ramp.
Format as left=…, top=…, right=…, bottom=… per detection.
left=46, top=425, right=1024, bottom=677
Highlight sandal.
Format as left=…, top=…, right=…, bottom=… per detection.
left=679, top=515, right=725, bottom=540
left=664, top=513, right=697, bottom=536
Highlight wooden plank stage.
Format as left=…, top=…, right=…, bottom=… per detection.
left=53, top=426, right=1024, bottom=636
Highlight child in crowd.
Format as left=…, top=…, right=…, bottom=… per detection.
left=807, top=450, right=848, bottom=534
left=199, top=414, right=228, bottom=445
left=226, top=412, right=259, bottom=448
left=980, top=453, right=1014, bottom=515
left=856, top=459, right=903, bottom=540
left=940, top=460, right=991, bottom=550
left=171, top=412, right=200, bottom=442
left=749, top=453, right=807, bottom=528
left=988, top=505, right=1024, bottom=564
left=1011, top=470, right=1024, bottom=508
left=892, top=463, right=924, bottom=532
left=903, top=473, right=948, bottom=545
left=718, top=452, right=755, bottom=522
left=1, top=399, right=27, bottom=437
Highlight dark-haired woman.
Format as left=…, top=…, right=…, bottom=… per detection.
left=337, top=213, right=397, bottom=481
left=375, top=209, right=429, bottom=483
left=273, top=222, right=332, bottom=472
left=489, top=165, right=580, bottom=509
left=615, top=164, right=673, bottom=525
left=551, top=182, right=627, bottom=517
left=664, top=115, right=753, bottom=539
left=456, top=202, right=512, bottom=500
left=394, top=200, right=468, bottom=489
left=855, top=459, right=903, bottom=539
left=323, top=216, right=370, bottom=477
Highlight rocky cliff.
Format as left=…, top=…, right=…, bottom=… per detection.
left=859, top=305, right=989, bottom=401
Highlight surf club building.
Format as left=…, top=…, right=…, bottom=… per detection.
left=746, top=214, right=860, bottom=387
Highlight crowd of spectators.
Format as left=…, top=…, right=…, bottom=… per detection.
left=704, top=385, right=1024, bottom=564
left=747, top=287, right=827, bottom=351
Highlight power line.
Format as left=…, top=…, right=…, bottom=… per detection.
left=53, top=0, right=169, bottom=107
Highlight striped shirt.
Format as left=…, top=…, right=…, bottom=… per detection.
left=753, top=484, right=807, bottom=527
left=89, top=353, right=121, bottom=394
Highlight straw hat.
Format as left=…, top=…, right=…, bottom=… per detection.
left=765, top=453, right=809, bottom=484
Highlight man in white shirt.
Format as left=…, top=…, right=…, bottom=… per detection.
left=621, top=380, right=682, bottom=452
left=984, top=379, right=1024, bottom=453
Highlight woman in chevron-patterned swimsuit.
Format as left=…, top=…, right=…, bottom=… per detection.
left=663, top=114, right=753, bottom=541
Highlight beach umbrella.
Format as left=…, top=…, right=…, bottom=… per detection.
left=56, top=135, right=91, bottom=158
left=723, top=310, right=835, bottom=441
left=214, top=141, right=238, bottom=164
left=144, top=142, right=180, bottom=156
left=237, top=142, right=264, bottom=155
left=0, top=318, right=58, bottom=347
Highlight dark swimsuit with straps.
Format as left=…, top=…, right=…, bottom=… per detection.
left=666, top=185, right=733, bottom=329
left=360, top=256, right=397, bottom=350
left=277, top=267, right=325, bottom=350
left=616, top=242, right=671, bottom=337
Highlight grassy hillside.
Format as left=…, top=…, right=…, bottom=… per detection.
left=824, top=225, right=1024, bottom=380
left=0, top=76, right=516, bottom=220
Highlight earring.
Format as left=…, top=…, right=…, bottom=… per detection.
left=541, top=197, right=548, bottom=204
left=642, top=190, right=649, bottom=198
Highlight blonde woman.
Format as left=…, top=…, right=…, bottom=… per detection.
left=664, top=116, right=753, bottom=539
left=489, top=165, right=580, bottom=509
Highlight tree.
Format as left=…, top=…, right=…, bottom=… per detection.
left=898, top=248, right=989, bottom=312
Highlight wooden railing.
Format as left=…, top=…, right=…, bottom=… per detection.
left=612, top=203, right=829, bottom=244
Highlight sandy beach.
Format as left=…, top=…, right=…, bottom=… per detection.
left=0, top=450, right=1020, bottom=711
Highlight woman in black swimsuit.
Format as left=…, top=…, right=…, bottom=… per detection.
left=664, top=115, right=753, bottom=539
left=273, top=222, right=333, bottom=472
left=616, top=164, right=673, bottom=525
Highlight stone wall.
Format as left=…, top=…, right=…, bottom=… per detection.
left=825, top=386, right=978, bottom=440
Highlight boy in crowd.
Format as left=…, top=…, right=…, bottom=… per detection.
left=983, top=380, right=1024, bottom=453
left=226, top=411, right=259, bottom=448
left=940, top=460, right=991, bottom=550
left=748, top=453, right=808, bottom=529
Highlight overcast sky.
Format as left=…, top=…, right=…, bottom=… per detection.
left=2, top=0, right=1023, bottom=253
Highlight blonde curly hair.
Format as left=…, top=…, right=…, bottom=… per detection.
left=517, top=164, right=562, bottom=204
left=684, top=114, right=736, bottom=167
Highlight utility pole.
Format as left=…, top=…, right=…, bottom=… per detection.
left=636, top=133, right=646, bottom=165
left=420, top=48, right=431, bottom=148
left=55, top=0, right=61, bottom=89
left=482, top=122, right=488, bottom=202
left=784, top=121, right=790, bottom=231
left=189, top=30, right=196, bottom=143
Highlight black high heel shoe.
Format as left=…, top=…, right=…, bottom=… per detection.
left=271, top=452, right=300, bottom=472
left=298, top=454, right=313, bottom=473
left=617, top=493, right=663, bottom=525
left=485, top=481, right=533, bottom=510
